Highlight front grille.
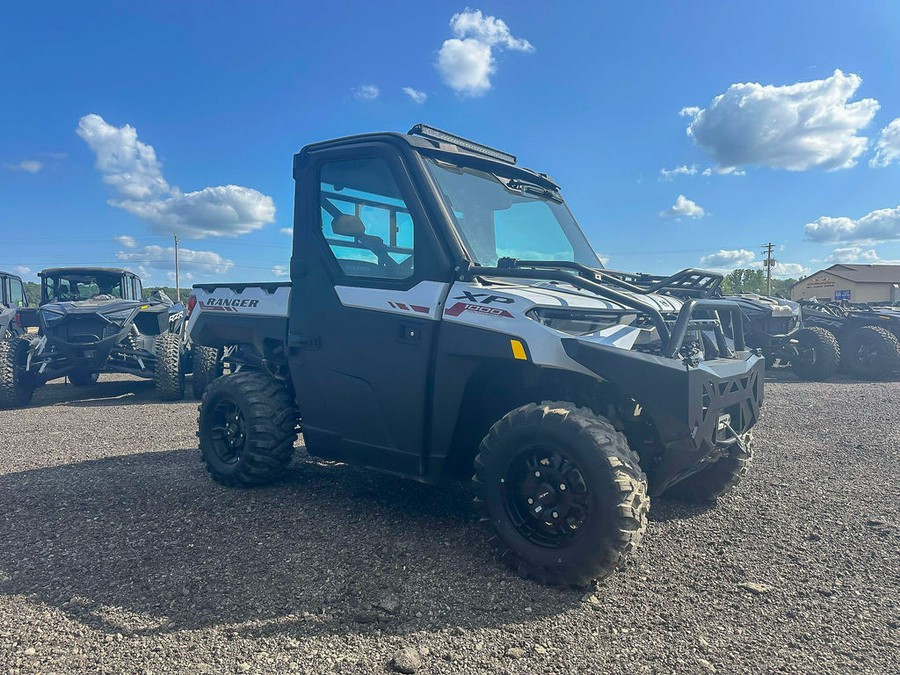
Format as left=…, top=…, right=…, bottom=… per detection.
left=765, top=315, right=797, bottom=335
left=57, top=315, right=119, bottom=343
left=698, top=368, right=762, bottom=442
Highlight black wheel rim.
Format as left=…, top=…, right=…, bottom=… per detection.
left=209, top=398, right=246, bottom=464
left=795, top=342, right=816, bottom=365
left=502, top=446, right=592, bottom=548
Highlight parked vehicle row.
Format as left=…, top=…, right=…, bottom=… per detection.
left=3, top=125, right=895, bottom=587
left=723, top=293, right=900, bottom=381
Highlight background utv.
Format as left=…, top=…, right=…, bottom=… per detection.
left=0, top=271, right=29, bottom=339
left=0, top=267, right=187, bottom=407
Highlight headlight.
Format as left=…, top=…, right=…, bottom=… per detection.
left=527, top=308, right=633, bottom=336
left=103, top=308, right=135, bottom=323
left=40, top=308, right=65, bottom=324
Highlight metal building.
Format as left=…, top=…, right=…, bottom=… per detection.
left=791, top=264, right=900, bottom=303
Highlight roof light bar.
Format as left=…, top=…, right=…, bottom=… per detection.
left=408, top=124, right=517, bottom=165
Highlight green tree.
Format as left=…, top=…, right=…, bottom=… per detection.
left=23, top=281, right=41, bottom=306
left=721, top=269, right=800, bottom=297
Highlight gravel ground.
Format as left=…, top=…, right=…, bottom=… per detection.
left=0, top=372, right=897, bottom=674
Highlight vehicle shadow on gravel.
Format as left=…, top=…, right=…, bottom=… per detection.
left=26, top=378, right=196, bottom=409
left=0, top=447, right=586, bottom=639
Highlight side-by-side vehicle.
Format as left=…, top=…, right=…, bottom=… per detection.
left=188, top=125, right=764, bottom=585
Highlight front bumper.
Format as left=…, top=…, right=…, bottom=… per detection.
left=562, top=339, right=764, bottom=495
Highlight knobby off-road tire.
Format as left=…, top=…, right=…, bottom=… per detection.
left=843, top=325, right=900, bottom=380
left=191, top=345, right=222, bottom=399
left=790, top=327, right=841, bottom=381
left=0, top=336, right=36, bottom=408
left=198, top=371, right=299, bottom=487
left=154, top=331, right=185, bottom=401
left=662, top=435, right=754, bottom=503
left=473, top=401, right=649, bottom=587
left=68, top=370, right=99, bottom=387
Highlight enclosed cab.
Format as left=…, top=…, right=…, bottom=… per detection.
left=190, top=125, right=764, bottom=586
left=0, top=271, right=28, bottom=337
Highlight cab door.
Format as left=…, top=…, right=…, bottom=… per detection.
left=287, top=143, right=452, bottom=475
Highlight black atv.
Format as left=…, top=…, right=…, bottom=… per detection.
left=0, top=267, right=188, bottom=407
left=798, top=299, right=900, bottom=380
left=723, top=293, right=841, bottom=381
left=0, top=271, right=29, bottom=338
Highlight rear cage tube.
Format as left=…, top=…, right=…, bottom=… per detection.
left=461, top=261, right=746, bottom=359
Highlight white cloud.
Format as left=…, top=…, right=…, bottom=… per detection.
left=870, top=118, right=900, bottom=168
left=660, top=194, right=706, bottom=218
left=683, top=70, right=879, bottom=172
left=4, top=159, right=43, bottom=173
left=765, top=261, right=809, bottom=278
left=402, top=87, right=428, bottom=104
left=804, top=205, right=900, bottom=242
left=823, top=246, right=900, bottom=265
left=13, top=266, right=32, bottom=277
left=116, top=244, right=233, bottom=277
left=436, top=9, right=534, bottom=97
left=701, top=166, right=746, bottom=177
left=77, top=114, right=275, bottom=238
left=280, top=227, right=293, bottom=235
left=115, top=235, right=137, bottom=248
left=271, top=265, right=289, bottom=278
left=701, top=249, right=756, bottom=268
left=700, top=250, right=808, bottom=277
left=659, top=165, right=697, bottom=181
left=116, top=185, right=276, bottom=239
left=826, top=246, right=880, bottom=263
left=353, top=85, right=380, bottom=101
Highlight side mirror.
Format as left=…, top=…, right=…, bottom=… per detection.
left=331, top=214, right=366, bottom=237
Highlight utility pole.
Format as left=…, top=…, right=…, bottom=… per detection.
left=174, top=234, right=181, bottom=304
left=762, top=242, right=776, bottom=296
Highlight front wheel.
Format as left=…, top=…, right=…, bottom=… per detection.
left=154, top=332, right=185, bottom=400
left=790, top=327, right=840, bottom=381
left=473, top=401, right=649, bottom=587
left=0, top=336, right=35, bottom=408
left=198, top=371, right=299, bottom=487
left=843, top=325, right=900, bottom=380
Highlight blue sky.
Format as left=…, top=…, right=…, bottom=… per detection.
left=2, top=1, right=899, bottom=286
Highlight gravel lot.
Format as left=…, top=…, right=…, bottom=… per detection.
left=0, top=372, right=897, bottom=674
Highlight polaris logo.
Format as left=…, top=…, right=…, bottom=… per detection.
left=206, top=298, right=260, bottom=308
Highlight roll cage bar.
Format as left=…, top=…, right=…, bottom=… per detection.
left=461, top=258, right=745, bottom=358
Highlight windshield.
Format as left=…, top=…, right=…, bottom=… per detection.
left=424, top=158, right=602, bottom=268
left=43, top=272, right=124, bottom=304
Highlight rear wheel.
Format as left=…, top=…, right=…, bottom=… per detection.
left=473, top=401, right=649, bottom=587
left=154, top=331, right=185, bottom=400
left=69, top=370, right=99, bottom=387
left=191, top=345, right=222, bottom=399
left=0, top=336, right=36, bottom=408
left=662, top=435, right=753, bottom=502
left=790, top=327, right=840, bottom=381
left=843, top=325, right=900, bottom=380
left=198, top=371, right=299, bottom=487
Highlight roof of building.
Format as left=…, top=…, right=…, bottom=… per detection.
left=793, top=264, right=900, bottom=287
